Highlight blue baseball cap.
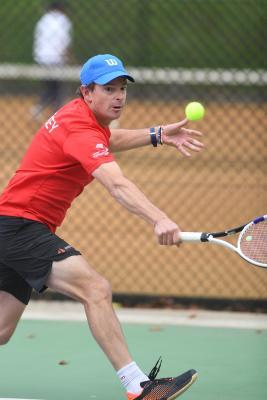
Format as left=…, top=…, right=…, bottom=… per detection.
left=80, top=54, right=135, bottom=85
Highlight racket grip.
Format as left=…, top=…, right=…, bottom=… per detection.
left=180, top=232, right=202, bottom=242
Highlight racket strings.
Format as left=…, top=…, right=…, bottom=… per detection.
left=240, top=220, right=267, bottom=264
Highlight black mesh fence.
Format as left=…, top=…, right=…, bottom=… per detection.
left=0, top=0, right=266, bottom=303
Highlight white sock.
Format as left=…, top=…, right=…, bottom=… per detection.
left=117, top=361, right=149, bottom=394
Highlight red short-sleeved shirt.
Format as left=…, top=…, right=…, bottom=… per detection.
left=0, top=98, right=115, bottom=231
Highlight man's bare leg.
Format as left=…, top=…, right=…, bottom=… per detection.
left=0, top=291, right=26, bottom=345
left=46, top=255, right=132, bottom=370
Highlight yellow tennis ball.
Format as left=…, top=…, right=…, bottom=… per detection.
left=185, top=102, right=205, bottom=121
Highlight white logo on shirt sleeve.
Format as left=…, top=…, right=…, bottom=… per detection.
left=92, top=144, right=109, bottom=158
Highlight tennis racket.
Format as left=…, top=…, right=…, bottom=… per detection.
left=180, top=215, right=267, bottom=268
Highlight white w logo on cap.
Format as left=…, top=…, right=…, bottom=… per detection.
left=105, top=59, right=118, bottom=66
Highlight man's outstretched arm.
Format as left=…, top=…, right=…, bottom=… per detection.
left=92, top=161, right=180, bottom=245
left=109, top=119, right=204, bottom=157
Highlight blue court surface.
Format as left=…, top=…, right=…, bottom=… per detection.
left=0, top=302, right=266, bottom=400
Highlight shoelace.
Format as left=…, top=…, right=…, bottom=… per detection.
left=140, top=357, right=173, bottom=390
left=148, top=357, right=162, bottom=381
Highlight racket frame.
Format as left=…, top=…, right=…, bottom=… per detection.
left=180, top=215, right=267, bottom=268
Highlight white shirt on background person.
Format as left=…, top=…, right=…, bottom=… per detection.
left=33, top=10, right=72, bottom=66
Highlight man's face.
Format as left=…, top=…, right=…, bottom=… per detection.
left=83, top=77, right=127, bottom=126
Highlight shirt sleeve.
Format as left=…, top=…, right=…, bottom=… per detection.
left=63, top=129, right=115, bottom=175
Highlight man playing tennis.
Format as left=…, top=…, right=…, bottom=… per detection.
left=0, top=54, right=204, bottom=400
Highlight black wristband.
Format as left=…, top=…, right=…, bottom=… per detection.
left=150, top=127, right=157, bottom=147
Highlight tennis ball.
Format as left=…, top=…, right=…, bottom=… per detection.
left=185, top=102, right=205, bottom=121
left=246, top=235, right=253, bottom=241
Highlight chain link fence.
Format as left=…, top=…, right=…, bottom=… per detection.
left=0, top=0, right=266, bottom=304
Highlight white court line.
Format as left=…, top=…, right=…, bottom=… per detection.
left=22, top=301, right=267, bottom=330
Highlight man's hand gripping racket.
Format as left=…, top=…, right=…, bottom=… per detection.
left=180, top=215, right=267, bottom=268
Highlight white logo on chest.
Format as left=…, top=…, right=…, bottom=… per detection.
left=45, top=114, right=59, bottom=133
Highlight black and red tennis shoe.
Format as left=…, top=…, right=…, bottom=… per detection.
left=127, top=358, right=197, bottom=400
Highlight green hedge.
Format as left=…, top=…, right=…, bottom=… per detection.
left=0, top=0, right=266, bottom=68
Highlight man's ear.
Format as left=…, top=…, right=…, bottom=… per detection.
left=81, top=85, right=93, bottom=103
left=80, top=85, right=87, bottom=97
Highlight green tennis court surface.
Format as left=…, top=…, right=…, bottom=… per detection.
left=0, top=308, right=266, bottom=400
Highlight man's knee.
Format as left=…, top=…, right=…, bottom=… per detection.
left=82, top=275, right=112, bottom=305
left=0, top=291, right=25, bottom=345
left=0, top=327, right=14, bottom=345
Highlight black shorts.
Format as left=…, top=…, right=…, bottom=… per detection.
left=0, top=216, right=81, bottom=305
